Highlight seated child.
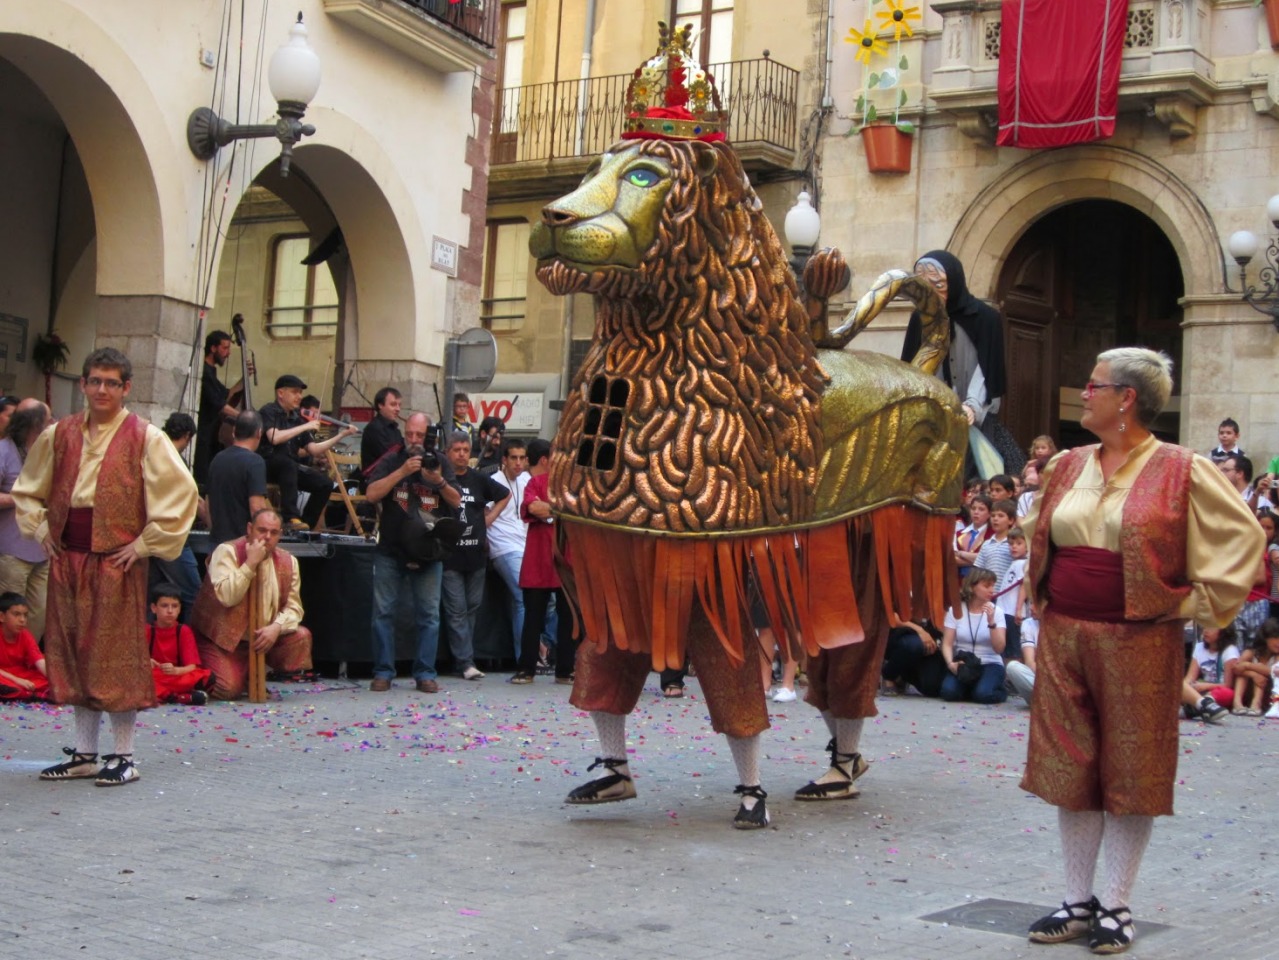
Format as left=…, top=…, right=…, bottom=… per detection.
left=149, top=582, right=213, bottom=706
left=1232, top=616, right=1279, bottom=717
left=0, top=591, right=49, bottom=701
left=974, top=499, right=1016, bottom=581
left=994, top=526, right=1028, bottom=660
left=1180, top=625, right=1238, bottom=723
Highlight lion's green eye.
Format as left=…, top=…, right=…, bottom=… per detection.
left=625, top=169, right=659, bottom=188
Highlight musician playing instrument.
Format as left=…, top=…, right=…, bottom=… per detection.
left=194, top=330, right=236, bottom=485
left=190, top=508, right=313, bottom=700
left=258, top=375, right=356, bottom=531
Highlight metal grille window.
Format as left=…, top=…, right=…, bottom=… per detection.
left=267, top=235, right=338, bottom=340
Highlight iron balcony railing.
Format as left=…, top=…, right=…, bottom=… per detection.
left=493, top=57, right=798, bottom=165
left=400, top=0, right=498, bottom=50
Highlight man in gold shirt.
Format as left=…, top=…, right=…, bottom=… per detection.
left=14, top=348, right=198, bottom=787
left=190, top=507, right=312, bottom=700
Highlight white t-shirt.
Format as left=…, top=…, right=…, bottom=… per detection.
left=1017, top=489, right=1036, bottom=518
left=1019, top=617, right=1039, bottom=649
left=485, top=470, right=529, bottom=559
left=944, top=606, right=1003, bottom=665
left=995, top=557, right=1027, bottom=618
left=1191, top=641, right=1240, bottom=684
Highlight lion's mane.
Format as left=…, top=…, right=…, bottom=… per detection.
left=544, top=139, right=827, bottom=533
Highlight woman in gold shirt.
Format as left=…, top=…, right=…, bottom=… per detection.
left=1020, top=348, right=1261, bottom=954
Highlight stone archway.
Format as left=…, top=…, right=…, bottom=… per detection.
left=206, top=109, right=436, bottom=416
left=0, top=6, right=190, bottom=415
left=947, top=145, right=1227, bottom=301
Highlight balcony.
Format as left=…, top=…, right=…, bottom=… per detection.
left=489, top=57, right=800, bottom=201
left=324, top=0, right=496, bottom=73
left=929, top=0, right=1220, bottom=141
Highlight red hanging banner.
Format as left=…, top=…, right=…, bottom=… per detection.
left=996, top=0, right=1130, bottom=149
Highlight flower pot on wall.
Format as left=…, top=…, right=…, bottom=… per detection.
left=861, top=123, right=913, bottom=174
left=1266, top=0, right=1279, bottom=50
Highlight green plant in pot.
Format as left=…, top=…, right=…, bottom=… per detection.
left=846, top=1, right=921, bottom=172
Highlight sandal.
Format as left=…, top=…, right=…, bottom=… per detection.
left=732, top=784, right=770, bottom=830
left=1028, top=896, right=1098, bottom=944
left=94, top=753, right=139, bottom=787
left=565, top=757, right=636, bottom=804
left=1088, top=904, right=1134, bottom=954
left=39, top=748, right=99, bottom=781
left=794, top=738, right=868, bottom=801
left=662, top=684, right=685, bottom=698
left=508, top=672, right=535, bottom=684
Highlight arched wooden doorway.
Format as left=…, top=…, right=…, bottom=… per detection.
left=996, top=200, right=1185, bottom=450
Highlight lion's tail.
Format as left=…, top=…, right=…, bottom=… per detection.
left=824, top=270, right=950, bottom=376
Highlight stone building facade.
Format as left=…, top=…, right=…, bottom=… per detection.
left=487, top=0, right=1279, bottom=460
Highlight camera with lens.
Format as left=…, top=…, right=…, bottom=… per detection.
left=406, top=443, right=440, bottom=472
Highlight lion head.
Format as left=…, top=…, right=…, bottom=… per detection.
left=533, top=139, right=828, bottom=534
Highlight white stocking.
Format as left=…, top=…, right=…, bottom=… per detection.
left=1099, top=814, right=1153, bottom=919
left=591, top=711, right=628, bottom=763
left=1058, top=808, right=1104, bottom=905
left=74, top=707, right=102, bottom=756
left=834, top=718, right=864, bottom=757
left=109, top=710, right=137, bottom=757
left=811, top=717, right=863, bottom=786
left=727, top=734, right=762, bottom=809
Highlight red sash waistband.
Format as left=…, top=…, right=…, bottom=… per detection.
left=1046, top=545, right=1126, bottom=623
left=62, top=507, right=94, bottom=553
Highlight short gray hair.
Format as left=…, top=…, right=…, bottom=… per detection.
left=448, top=430, right=472, bottom=449
left=1096, top=347, right=1173, bottom=427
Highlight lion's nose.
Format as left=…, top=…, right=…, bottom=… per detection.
left=541, top=205, right=580, bottom=228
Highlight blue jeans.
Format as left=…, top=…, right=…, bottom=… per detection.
left=441, top=567, right=486, bottom=671
left=489, top=552, right=525, bottom=659
left=370, top=552, right=442, bottom=681
left=940, top=662, right=1008, bottom=704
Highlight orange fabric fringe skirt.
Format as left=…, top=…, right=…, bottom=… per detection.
left=561, top=505, right=959, bottom=671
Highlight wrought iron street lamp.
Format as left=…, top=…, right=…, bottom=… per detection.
left=1227, top=194, right=1279, bottom=332
left=187, top=13, right=322, bottom=177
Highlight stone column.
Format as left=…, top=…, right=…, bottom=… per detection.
left=95, top=294, right=205, bottom=425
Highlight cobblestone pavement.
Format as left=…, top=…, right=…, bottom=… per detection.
left=0, top=677, right=1273, bottom=960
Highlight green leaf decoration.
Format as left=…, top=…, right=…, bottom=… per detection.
left=868, top=72, right=880, bottom=87
left=877, top=68, right=898, bottom=89
left=856, top=94, right=866, bottom=114
left=866, top=104, right=879, bottom=123
left=900, top=55, right=909, bottom=70
left=899, top=89, right=908, bottom=107
left=895, top=121, right=916, bottom=135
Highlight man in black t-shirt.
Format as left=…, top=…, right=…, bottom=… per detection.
left=207, top=410, right=270, bottom=545
left=258, top=375, right=356, bottom=530
left=440, top=431, right=509, bottom=680
left=364, top=413, right=463, bottom=693
left=194, top=329, right=234, bottom=485
left=361, top=387, right=404, bottom=479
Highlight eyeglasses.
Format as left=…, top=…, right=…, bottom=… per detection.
left=1081, top=381, right=1129, bottom=399
left=84, top=377, right=125, bottom=390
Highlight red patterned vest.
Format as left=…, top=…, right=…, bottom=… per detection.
left=190, top=538, right=295, bottom=652
left=47, top=411, right=148, bottom=551
left=1029, top=442, right=1194, bottom=621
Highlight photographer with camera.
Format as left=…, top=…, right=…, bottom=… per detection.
left=364, top=413, right=463, bottom=694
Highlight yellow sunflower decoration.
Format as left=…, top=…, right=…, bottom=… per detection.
left=845, top=19, right=889, bottom=66
left=875, top=0, right=921, bottom=42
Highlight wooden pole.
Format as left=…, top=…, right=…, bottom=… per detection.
left=247, top=570, right=267, bottom=703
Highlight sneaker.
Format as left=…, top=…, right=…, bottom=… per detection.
left=286, top=518, right=310, bottom=531
left=462, top=666, right=485, bottom=681
left=190, top=690, right=208, bottom=706
left=1266, top=701, right=1279, bottom=719
left=508, top=672, right=534, bottom=684
left=771, top=687, right=797, bottom=703
left=1198, top=696, right=1228, bottom=724
left=94, top=754, right=139, bottom=787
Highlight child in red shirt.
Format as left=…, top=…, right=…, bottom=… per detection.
left=0, top=591, right=48, bottom=701
left=149, top=583, right=212, bottom=706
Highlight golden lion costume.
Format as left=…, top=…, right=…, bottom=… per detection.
left=530, top=24, right=966, bottom=828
